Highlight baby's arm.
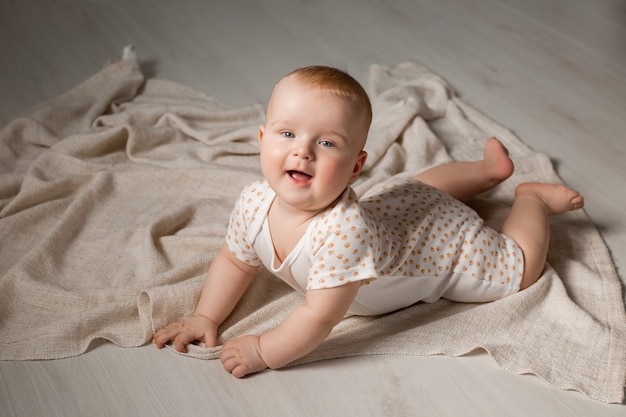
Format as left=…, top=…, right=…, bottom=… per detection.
left=153, top=243, right=258, bottom=351
left=220, top=280, right=361, bottom=378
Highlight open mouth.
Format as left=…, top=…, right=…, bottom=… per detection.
left=287, top=170, right=312, bottom=184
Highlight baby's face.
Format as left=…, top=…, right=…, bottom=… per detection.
left=259, top=78, right=368, bottom=215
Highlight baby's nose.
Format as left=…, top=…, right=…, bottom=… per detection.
left=293, top=143, right=313, bottom=160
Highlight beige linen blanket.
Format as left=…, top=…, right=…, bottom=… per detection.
left=0, top=56, right=624, bottom=403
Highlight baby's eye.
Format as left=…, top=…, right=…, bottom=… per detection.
left=319, top=140, right=334, bottom=148
left=282, top=131, right=295, bottom=139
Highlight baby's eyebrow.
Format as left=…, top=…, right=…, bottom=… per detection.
left=268, top=119, right=292, bottom=127
left=324, top=130, right=349, bottom=142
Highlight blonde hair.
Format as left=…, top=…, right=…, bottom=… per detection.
left=282, top=65, right=372, bottom=130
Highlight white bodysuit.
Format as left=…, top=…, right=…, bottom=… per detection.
left=226, top=178, right=523, bottom=316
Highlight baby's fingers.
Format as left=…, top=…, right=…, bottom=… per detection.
left=220, top=345, right=246, bottom=377
left=153, top=315, right=219, bottom=353
left=203, top=333, right=218, bottom=348
left=153, top=324, right=183, bottom=348
left=173, top=332, right=196, bottom=353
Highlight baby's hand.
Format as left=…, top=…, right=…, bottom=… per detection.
left=153, top=314, right=219, bottom=352
left=221, top=335, right=268, bottom=378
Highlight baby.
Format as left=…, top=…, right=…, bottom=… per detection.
left=154, top=66, right=584, bottom=378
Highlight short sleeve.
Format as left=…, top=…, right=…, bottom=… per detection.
left=225, top=181, right=266, bottom=266
left=306, top=196, right=379, bottom=290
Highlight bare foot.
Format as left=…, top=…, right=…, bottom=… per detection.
left=483, top=137, right=514, bottom=185
left=515, top=182, right=584, bottom=215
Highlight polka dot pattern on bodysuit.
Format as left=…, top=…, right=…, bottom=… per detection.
left=306, top=180, right=524, bottom=290
left=360, top=180, right=524, bottom=286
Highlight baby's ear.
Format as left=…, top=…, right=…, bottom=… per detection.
left=350, top=150, right=368, bottom=183
left=258, top=125, right=265, bottom=142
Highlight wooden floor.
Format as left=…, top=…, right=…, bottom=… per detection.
left=1, top=0, right=625, bottom=415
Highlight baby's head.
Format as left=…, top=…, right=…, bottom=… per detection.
left=259, top=66, right=372, bottom=213
left=267, top=66, right=372, bottom=150
left=279, top=66, right=372, bottom=142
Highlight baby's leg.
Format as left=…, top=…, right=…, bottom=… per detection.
left=414, top=137, right=514, bottom=202
left=502, top=183, right=584, bottom=290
